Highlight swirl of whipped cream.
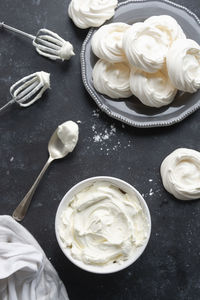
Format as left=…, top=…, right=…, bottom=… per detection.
left=57, top=121, right=79, bottom=153
left=166, top=39, right=200, bottom=93
left=93, top=59, right=132, bottom=99
left=129, top=67, right=177, bottom=107
left=59, top=182, right=149, bottom=265
left=122, top=22, right=169, bottom=73
left=91, top=23, right=130, bottom=63
left=68, top=0, right=118, bottom=29
left=144, top=15, right=186, bottom=45
left=161, top=148, right=200, bottom=200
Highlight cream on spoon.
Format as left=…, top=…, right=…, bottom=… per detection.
left=13, top=121, right=79, bottom=222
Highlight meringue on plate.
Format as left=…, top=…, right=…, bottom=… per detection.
left=167, top=39, right=200, bottom=93
left=122, top=22, right=169, bottom=73
left=129, top=67, right=177, bottom=108
left=68, top=0, right=118, bottom=29
left=161, top=148, right=200, bottom=200
left=144, top=15, right=186, bottom=45
left=91, top=22, right=130, bottom=63
left=93, top=59, right=132, bottom=99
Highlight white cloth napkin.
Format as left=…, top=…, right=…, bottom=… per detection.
left=0, top=215, right=69, bottom=300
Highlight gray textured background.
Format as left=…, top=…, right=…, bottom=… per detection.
left=0, top=1, right=200, bottom=299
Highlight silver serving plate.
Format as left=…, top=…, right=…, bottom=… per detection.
left=81, top=0, right=200, bottom=128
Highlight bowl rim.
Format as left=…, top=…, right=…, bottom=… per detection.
left=80, top=0, right=200, bottom=128
left=55, top=176, right=152, bottom=274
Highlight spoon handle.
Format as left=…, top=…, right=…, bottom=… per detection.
left=12, top=156, right=53, bottom=222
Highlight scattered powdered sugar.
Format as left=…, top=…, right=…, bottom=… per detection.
left=88, top=108, right=132, bottom=155
left=149, top=188, right=154, bottom=196
left=93, top=124, right=116, bottom=143
left=10, top=157, right=14, bottom=162
left=77, top=120, right=82, bottom=124
left=92, top=109, right=100, bottom=118
left=142, top=187, right=155, bottom=198
left=149, top=179, right=153, bottom=182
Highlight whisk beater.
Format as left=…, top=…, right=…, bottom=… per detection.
left=0, top=71, right=50, bottom=113
left=0, top=22, right=75, bottom=61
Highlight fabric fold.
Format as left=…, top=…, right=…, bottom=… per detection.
left=0, top=215, right=69, bottom=300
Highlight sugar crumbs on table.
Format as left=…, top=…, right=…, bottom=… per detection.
left=92, top=124, right=117, bottom=143
left=149, top=188, right=154, bottom=196
left=92, top=109, right=100, bottom=118
left=10, top=157, right=14, bottom=162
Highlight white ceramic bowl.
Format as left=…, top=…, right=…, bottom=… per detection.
left=55, top=176, right=151, bottom=274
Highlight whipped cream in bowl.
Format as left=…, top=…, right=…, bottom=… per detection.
left=55, top=176, right=151, bottom=274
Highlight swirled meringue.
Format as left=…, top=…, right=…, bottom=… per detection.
left=122, top=22, right=169, bottom=73
left=166, top=39, right=200, bottom=93
left=161, top=148, right=200, bottom=200
left=68, top=0, right=118, bottom=29
left=91, top=23, right=130, bottom=63
left=59, top=181, right=149, bottom=265
left=129, top=67, right=177, bottom=107
left=93, top=59, right=132, bottom=99
left=144, top=15, right=186, bottom=45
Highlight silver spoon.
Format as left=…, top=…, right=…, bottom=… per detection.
left=12, top=123, right=78, bottom=222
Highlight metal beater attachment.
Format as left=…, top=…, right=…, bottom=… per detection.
left=0, top=22, right=75, bottom=61
left=0, top=71, right=50, bottom=113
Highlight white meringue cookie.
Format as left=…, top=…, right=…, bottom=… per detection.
left=91, top=22, right=130, bottom=63
left=129, top=67, right=177, bottom=107
left=161, top=148, right=200, bottom=201
left=93, top=59, right=132, bottom=99
left=68, top=0, right=118, bottom=29
left=166, top=39, right=200, bottom=93
left=122, top=22, right=169, bottom=73
left=144, top=15, right=186, bottom=45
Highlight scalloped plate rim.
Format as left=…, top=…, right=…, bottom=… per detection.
left=80, top=0, right=200, bottom=128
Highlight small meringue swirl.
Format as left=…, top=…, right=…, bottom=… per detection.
left=166, top=39, right=200, bottom=93
left=144, top=15, right=186, bottom=45
left=93, top=59, right=132, bottom=99
left=68, top=0, right=118, bottom=29
left=161, top=148, right=200, bottom=201
left=122, top=22, right=169, bottom=73
left=91, top=22, right=130, bottom=63
left=129, top=67, right=177, bottom=107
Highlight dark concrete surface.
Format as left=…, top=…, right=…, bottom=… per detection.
left=0, top=1, right=200, bottom=299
